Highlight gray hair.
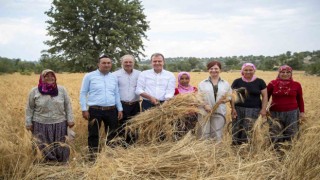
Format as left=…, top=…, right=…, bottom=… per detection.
left=120, top=54, right=135, bottom=63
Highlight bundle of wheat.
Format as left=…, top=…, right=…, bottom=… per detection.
left=124, top=93, right=205, bottom=144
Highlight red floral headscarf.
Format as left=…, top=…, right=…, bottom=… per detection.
left=271, top=65, right=293, bottom=95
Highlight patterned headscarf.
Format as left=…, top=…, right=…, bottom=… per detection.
left=38, top=69, right=58, bottom=96
left=241, top=63, right=257, bottom=82
left=271, top=65, right=294, bottom=95
left=177, top=72, right=195, bottom=94
left=277, top=65, right=293, bottom=80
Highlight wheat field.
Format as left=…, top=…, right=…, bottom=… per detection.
left=0, top=71, right=319, bottom=179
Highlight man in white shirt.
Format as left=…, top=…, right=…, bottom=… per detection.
left=135, top=53, right=176, bottom=111
left=113, top=55, right=141, bottom=143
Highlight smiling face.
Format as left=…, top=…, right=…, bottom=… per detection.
left=151, top=55, right=164, bottom=73
left=121, top=55, right=134, bottom=73
left=242, top=66, right=255, bottom=80
left=279, top=70, right=292, bottom=80
left=179, top=74, right=190, bottom=87
left=44, top=72, right=55, bottom=84
left=208, top=64, right=221, bottom=78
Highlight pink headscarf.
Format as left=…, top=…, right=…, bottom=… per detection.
left=177, top=72, right=194, bottom=94
left=241, top=63, right=257, bottom=82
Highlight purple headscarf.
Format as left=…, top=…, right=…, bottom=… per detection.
left=38, top=69, right=58, bottom=97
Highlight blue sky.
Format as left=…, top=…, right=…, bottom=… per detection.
left=0, top=0, right=319, bottom=61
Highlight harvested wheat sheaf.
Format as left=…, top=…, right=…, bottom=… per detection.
left=124, top=93, right=204, bottom=144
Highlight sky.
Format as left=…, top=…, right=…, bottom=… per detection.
left=0, top=0, right=319, bottom=61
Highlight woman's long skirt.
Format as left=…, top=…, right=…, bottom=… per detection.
left=32, top=121, right=70, bottom=162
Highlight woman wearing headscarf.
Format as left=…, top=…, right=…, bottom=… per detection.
left=173, top=72, right=198, bottom=137
left=231, top=63, right=268, bottom=145
left=267, top=65, right=304, bottom=145
left=25, top=69, right=74, bottom=163
left=197, top=61, right=232, bottom=141
left=174, top=72, right=197, bottom=95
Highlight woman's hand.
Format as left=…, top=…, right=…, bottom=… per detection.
left=299, top=112, right=306, bottom=124
left=231, top=108, right=237, bottom=119
left=68, top=122, right=75, bottom=128
left=217, top=98, right=229, bottom=105
left=260, top=109, right=267, bottom=117
left=26, top=125, right=33, bottom=131
left=204, top=105, right=211, bottom=112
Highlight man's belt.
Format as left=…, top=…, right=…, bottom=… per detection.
left=90, top=105, right=116, bottom=110
left=121, top=101, right=140, bottom=106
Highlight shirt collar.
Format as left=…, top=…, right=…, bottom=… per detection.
left=205, top=76, right=223, bottom=82
left=96, top=69, right=110, bottom=76
left=122, top=68, right=134, bottom=75
left=153, top=69, right=163, bottom=74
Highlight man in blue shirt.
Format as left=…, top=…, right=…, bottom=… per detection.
left=80, top=55, right=123, bottom=158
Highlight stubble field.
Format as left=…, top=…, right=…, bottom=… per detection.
left=0, top=71, right=319, bottom=179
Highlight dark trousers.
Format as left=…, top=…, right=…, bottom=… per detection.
left=118, top=102, right=141, bottom=143
left=88, top=107, right=118, bottom=153
left=141, top=99, right=164, bottom=111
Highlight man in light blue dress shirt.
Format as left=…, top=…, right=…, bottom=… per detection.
left=80, top=55, right=123, bottom=158
left=136, top=53, right=176, bottom=111
left=113, top=54, right=141, bottom=144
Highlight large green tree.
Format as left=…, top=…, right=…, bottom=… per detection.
left=45, top=0, right=149, bottom=72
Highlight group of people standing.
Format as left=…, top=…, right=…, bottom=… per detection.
left=25, top=53, right=305, bottom=164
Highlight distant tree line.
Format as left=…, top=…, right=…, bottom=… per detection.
left=140, top=50, right=320, bottom=75
left=1, top=50, right=320, bottom=76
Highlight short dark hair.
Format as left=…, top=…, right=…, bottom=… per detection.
left=207, top=60, right=222, bottom=70
left=150, top=53, right=165, bottom=61
left=98, top=55, right=112, bottom=63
